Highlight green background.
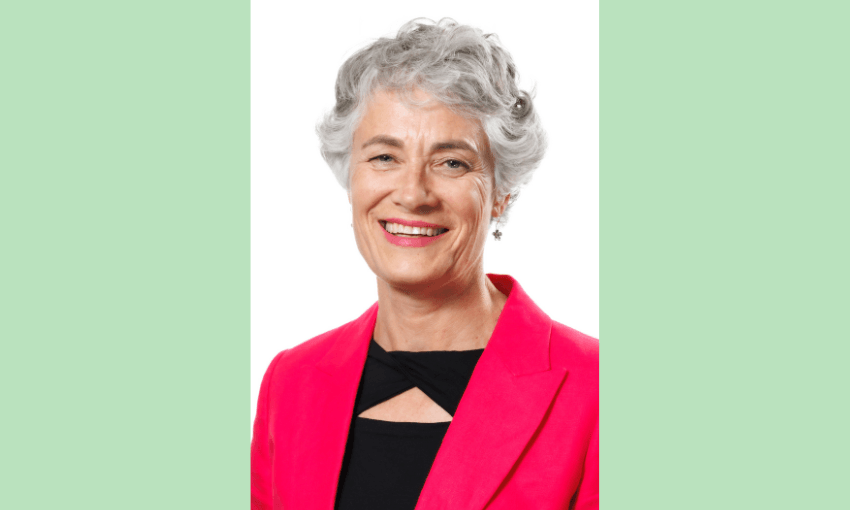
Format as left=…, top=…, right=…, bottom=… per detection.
left=2, top=1, right=248, bottom=508
left=2, top=1, right=848, bottom=508
left=601, top=1, right=849, bottom=507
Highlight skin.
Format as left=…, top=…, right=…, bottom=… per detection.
left=348, top=88, right=510, bottom=422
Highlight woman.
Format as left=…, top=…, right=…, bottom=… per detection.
left=251, top=19, right=598, bottom=510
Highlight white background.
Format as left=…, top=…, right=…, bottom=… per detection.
left=251, top=2, right=598, bottom=429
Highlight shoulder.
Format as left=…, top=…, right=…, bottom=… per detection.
left=549, top=320, right=599, bottom=376
left=493, top=274, right=597, bottom=372
left=259, top=302, right=378, bottom=394
left=260, top=318, right=353, bottom=384
left=546, top=321, right=598, bottom=423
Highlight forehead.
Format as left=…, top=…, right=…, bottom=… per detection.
left=354, top=89, right=486, bottom=146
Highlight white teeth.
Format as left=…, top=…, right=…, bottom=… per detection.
left=382, top=222, right=447, bottom=237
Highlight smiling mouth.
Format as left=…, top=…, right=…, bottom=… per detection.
left=380, top=221, right=448, bottom=238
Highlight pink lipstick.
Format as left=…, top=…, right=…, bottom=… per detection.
left=382, top=229, right=447, bottom=247
left=380, top=218, right=449, bottom=248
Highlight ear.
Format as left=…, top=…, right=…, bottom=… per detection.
left=347, top=191, right=351, bottom=205
left=492, top=193, right=510, bottom=219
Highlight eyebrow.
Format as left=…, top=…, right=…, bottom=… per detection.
left=430, top=140, right=477, bottom=153
left=361, top=135, right=477, bottom=154
left=361, top=135, right=404, bottom=149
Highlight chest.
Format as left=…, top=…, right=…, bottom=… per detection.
left=266, top=361, right=590, bottom=510
left=356, top=386, right=453, bottom=423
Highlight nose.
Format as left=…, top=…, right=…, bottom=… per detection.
left=393, top=159, right=439, bottom=213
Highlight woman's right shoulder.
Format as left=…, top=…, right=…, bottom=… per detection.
left=260, top=319, right=353, bottom=383
left=260, top=302, right=378, bottom=388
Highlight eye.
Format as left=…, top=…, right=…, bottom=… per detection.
left=369, top=154, right=396, bottom=163
left=443, top=159, right=470, bottom=170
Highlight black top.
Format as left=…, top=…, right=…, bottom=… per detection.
left=335, top=339, right=485, bottom=510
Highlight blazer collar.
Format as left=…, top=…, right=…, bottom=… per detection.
left=415, top=275, right=565, bottom=510
left=315, top=274, right=552, bottom=376
left=484, top=273, right=552, bottom=375
left=307, top=274, right=562, bottom=510
left=315, top=302, right=378, bottom=375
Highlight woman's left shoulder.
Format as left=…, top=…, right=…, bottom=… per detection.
left=549, top=320, right=599, bottom=372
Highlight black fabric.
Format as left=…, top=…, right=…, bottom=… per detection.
left=335, top=339, right=484, bottom=510
left=355, top=339, right=485, bottom=416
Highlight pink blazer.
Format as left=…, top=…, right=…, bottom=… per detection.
left=251, top=274, right=599, bottom=510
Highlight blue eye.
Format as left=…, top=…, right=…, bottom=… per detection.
left=370, top=154, right=395, bottom=163
left=445, top=159, right=469, bottom=170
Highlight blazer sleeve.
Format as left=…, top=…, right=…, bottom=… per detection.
left=251, top=350, right=286, bottom=510
left=571, top=419, right=599, bottom=510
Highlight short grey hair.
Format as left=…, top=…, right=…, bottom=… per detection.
left=316, top=18, right=547, bottom=220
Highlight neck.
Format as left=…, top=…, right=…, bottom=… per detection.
left=373, top=272, right=508, bottom=352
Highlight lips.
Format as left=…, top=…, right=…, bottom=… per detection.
left=379, top=218, right=449, bottom=247
left=380, top=220, right=448, bottom=237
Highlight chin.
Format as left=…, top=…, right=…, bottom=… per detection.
left=378, top=267, right=446, bottom=291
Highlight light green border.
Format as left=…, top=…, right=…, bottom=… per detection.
left=602, top=1, right=849, bottom=508
left=1, top=1, right=248, bottom=508
left=4, top=1, right=849, bottom=508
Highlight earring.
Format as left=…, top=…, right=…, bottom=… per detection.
left=492, top=219, right=503, bottom=241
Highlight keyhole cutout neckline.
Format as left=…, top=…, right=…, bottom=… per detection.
left=352, top=338, right=485, bottom=424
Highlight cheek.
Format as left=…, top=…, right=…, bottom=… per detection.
left=450, top=182, right=493, bottom=228
left=349, top=169, right=376, bottom=211
left=471, top=178, right=494, bottom=221
left=349, top=172, right=395, bottom=226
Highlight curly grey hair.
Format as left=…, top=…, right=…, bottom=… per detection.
left=316, top=18, right=547, bottom=220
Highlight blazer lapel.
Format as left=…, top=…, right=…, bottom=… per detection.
left=415, top=275, right=568, bottom=510
left=293, top=304, right=377, bottom=510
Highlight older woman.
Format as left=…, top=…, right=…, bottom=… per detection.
left=251, top=19, right=598, bottom=510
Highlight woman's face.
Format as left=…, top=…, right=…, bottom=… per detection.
left=349, top=88, right=508, bottom=293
